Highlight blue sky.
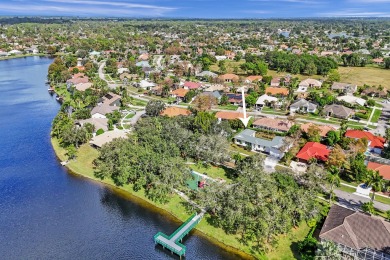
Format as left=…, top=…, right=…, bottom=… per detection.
left=0, top=0, right=389, bottom=18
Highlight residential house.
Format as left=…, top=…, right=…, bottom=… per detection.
left=67, top=74, right=89, bottom=86
left=90, top=130, right=128, bottom=148
left=323, top=104, right=354, bottom=119
left=77, top=117, right=109, bottom=132
left=255, top=94, right=278, bottom=109
left=203, top=84, right=226, bottom=92
left=233, top=129, right=287, bottom=159
left=319, top=204, right=390, bottom=259
left=219, top=73, right=239, bottom=83
left=139, top=79, right=156, bottom=89
left=270, top=77, right=281, bottom=87
left=331, top=82, right=357, bottom=94
left=336, top=95, right=366, bottom=106
left=299, top=78, right=322, bottom=88
left=91, top=104, right=119, bottom=119
left=367, top=162, right=390, bottom=180
left=265, top=87, right=289, bottom=97
left=201, top=91, right=222, bottom=102
left=138, top=53, right=149, bottom=61
left=183, top=81, right=202, bottom=90
left=161, top=107, right=191, bottom=117
left=296, top=142, right=330, bottom=163
left=373, top=58, right=384, bottom=65
left=136, top=60, right=151, bottom=68
left=362, top=88, right=387, bottom=98
left=196, top=71, right=218, bottom=79
left=300, top=123, right=335, bottom=138
left=170, top=88, right=189, bottom=102
left=252, top=118, right=293, bottom=133
left=345, top=130, right=386, bottom=154
left=245, top=75, right=263, bottom=84
left=101, top=92, right=121, bottom=107
left=290, top=99, right=317, bottom=114
left=226, top=93, right=243, bottom=105
left=75, top=82, right=93, bottom=92
left=215, top=111, right=243, bottom=123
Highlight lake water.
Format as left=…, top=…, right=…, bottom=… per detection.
left=0, top=57, right=239, bottom=260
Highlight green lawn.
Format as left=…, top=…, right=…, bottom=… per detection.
left=125, top=113, right=135, bottom=119
left=261, top=107, right=288, bottom=115
left=229, top=144, right=258, bottom=156
left=266, top=222, right=310, bottom=260
left=217, top=104, right=239, bottom=111
left=370, top=109, right=382, bottom=123
left=188, top=164, right=234, bottom=183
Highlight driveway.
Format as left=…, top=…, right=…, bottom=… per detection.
left=375, top=102, right=390, bottom=136
left=98, top=61, right=117, bottom=89
left=334, top=189, right=390, bottom=212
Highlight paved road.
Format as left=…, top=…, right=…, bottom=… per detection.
left=98, top=61, right=116, bottom=89
left=153, top=55, right=164, bottom=70
left=375, top=102, right=390, bottom=136
left=334, top=189, right=390, bottom=212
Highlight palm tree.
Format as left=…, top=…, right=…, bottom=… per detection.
left=316, top=240, right=341, bottom=260
left=327, top=166, right=341, bottom=204
left=364, top=169, right=386, bottom=203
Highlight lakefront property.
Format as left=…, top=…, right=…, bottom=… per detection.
left=2, top=11, right=390, bottom=260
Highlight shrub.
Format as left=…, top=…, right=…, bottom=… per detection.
left=96, top=128, right=104, bottom=135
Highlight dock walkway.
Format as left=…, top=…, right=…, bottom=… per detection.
left=154, top=212, right=204, bottom=257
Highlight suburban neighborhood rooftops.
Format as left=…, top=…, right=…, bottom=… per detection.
left=234, top=129, right=285, bottom=148
left=336, top=95, right=366, bottom=106
left=319, top=204, right=390, bottom=254
left=183, top=81, right=202, bottom=89
left=196, top=71, right=217, bottom=78
left=90, top=130, right=128, bottom=148
left=331, top=82, right=357, bottom=92
left=91, top=104, right=119, bottom=116
left=296, top=142, right=330, bottom=162
left=245, top=75, right=263, bottom=82
left=219, top=73, right=239, bottom=81
left=78, top=117, right=109, bottom=132
left=265, top=87, right=289, bottom=96
left=299, top=78, right=322, bottom=88
left=161, top=107, right=191, bottom=117
left=215, top=111, right=243, bottom=120
left=367, top=162, right=390, bottom=180
left=290, top=98, right=317, bottom=110
left=171, top=88, right=189, bottom=98
left=323, top=104, right=354, bottom=118
left=300, top=123, right=335, bottom=137
left=345, top=130, right=385, bottom=149
left=75, top=82, right=93, bottom=91
left=255, top=94, right=278, bottom=105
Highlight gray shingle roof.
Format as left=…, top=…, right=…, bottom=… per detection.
left=320, top=205, right=390, bottom=254
left=234, top=129, right=285, bottom=148
left=290, top=98, right=317, bottom=110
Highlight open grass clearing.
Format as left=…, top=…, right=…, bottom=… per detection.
left=188, top=163, right=234, bottom=183
left=338, top=66, right=390, bottom=88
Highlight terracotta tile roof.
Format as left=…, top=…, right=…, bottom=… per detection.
left=265, top=87, right=289, bottom=96
left=171, top=88, right=189, bottom=98
left=253, top=118, right=293, bottom=132
left=161, top=107, right=191, bottom=117
left=320, top=204, right=390, bottom=254
left=300, top=123, right=335, bottom=137
left=219, top=73, right=239, bottom=81
left=246, top=75, right=263, bottom=82
left=296, top=142, right=330, bottom=162
left=68, top=66, right=85, bottom=72
left=215, top=111, right=243, bottom=120
left=345, top=130, right=385, bottom=149
left=184, top=81, right=202, bottom=89
left=367, top=162, right=390, bottom=180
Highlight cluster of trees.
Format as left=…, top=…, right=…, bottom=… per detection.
left=264, top=52, right=338, bottom=76
left=94, top=114, right=232, bottom=202
left=341, top=53, right=366, bottom=67
left=195, top=156, right=322, bottom=253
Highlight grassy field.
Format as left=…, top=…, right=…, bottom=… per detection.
left=338, top=66, right=390, bottom=88
left=217, top=104, right=239, bottom=110
left=210, top=60, right=245, bottom=74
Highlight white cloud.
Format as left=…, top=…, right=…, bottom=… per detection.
left=319, top=9, right=390, bottom=17
left=0, top=2, right=176, bottom=16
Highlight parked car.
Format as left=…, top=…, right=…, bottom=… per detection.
left=351, top=115, right=361, bottom=121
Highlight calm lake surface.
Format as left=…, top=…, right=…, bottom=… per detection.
left=0, top=57, right=238, bottom=260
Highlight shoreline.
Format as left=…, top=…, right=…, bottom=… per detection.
left=0, top=53, right=47, bottom=61
left=50, top=138, right=255, bottom=260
